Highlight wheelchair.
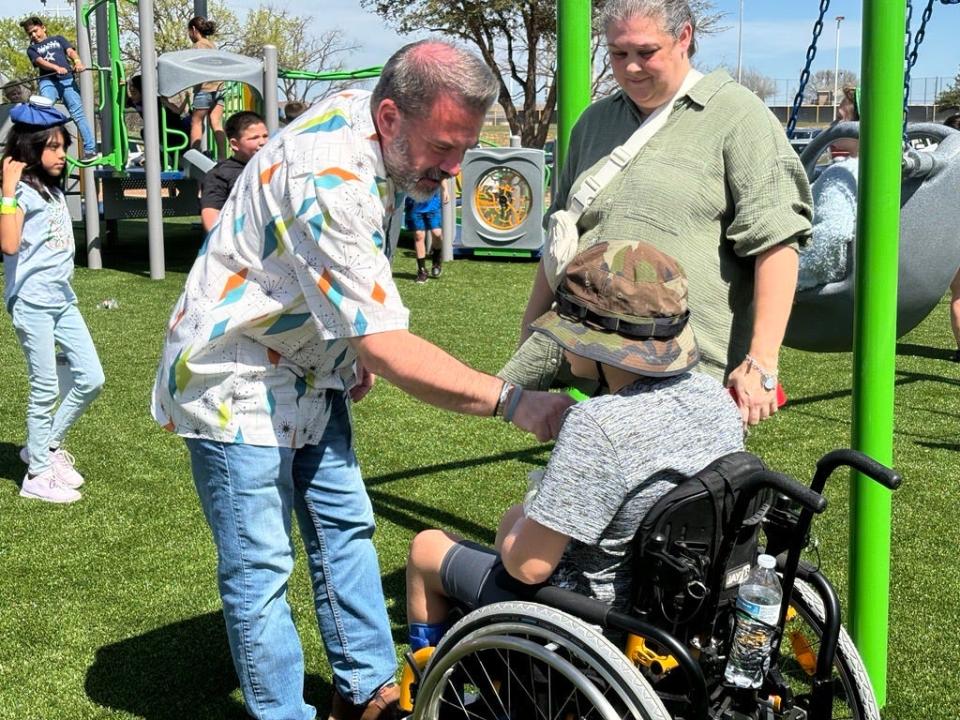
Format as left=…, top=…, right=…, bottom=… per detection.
left=401, top=448, right=901, bottom=720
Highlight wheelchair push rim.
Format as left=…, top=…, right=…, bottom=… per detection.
left=412, top=601, right=671, bottom=720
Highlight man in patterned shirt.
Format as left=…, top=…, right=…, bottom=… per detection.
left=151, top=41, right=572, bottom=720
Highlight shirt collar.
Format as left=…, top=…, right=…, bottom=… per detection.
left=614, top=67, right=734, bottom=118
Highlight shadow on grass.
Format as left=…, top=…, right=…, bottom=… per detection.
left=74, top=220, right=205, bottom=278
left=364, top=446, right=549, bottom=489
left=895, top=343, right=957, bottom=362
left=86, top=611, right=333, bottom=719
left=0, top=441, right=24, bottom=487
left=915, top=440, right=960, bottom=452
left=785, top=368, right=960, bottom=409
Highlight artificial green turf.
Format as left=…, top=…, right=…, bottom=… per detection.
left=0, top=220, right=958, bottom=718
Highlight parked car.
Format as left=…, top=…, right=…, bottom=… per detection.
left=788, top=127, right=821, bottom=155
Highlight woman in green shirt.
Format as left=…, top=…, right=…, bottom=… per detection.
left=504, top=0, right=812, bottom=426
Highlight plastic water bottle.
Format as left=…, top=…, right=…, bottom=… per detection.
left=724, top=554, right=782, bottom=689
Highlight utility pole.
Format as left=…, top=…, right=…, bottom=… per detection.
left=833, top=15, right=845, bottom=116
left=736, top=0, right=744, bottom=83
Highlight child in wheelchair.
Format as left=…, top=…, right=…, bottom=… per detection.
left=406, top=239, right=746, bottom=652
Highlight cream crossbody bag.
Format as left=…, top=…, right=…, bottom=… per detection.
left=543, top=69, right=703, bottom=290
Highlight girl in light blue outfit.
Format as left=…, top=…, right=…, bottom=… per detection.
left=1, top=97, right=104, bottom=503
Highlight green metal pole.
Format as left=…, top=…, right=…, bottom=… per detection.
left=556, top=0, right=592, bottom=174
left=849, top=0, right=904, bottom=706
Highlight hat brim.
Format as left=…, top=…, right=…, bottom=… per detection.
left=530, top=309, right=699, bottom=378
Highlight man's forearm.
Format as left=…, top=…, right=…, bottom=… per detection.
left=352, top=329, right=501, bottom=416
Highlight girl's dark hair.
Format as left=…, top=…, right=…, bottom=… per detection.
left=1, top=124, right=71, bottom=199
left=188, top=16, right=216, bottom=37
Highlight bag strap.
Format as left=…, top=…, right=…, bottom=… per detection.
left=566, top=68, right=704, bottom=218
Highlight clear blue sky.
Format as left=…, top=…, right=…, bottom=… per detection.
left=6, top=0, right=959, bottom=91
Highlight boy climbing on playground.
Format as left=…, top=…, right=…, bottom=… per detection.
left=404, top=183, right=449, bottom=283
left=1, top=97, right=104, bottom=503
left=405, top=240, right=745, bottom=650
left=199, top=111, right=268, bottom=231
left=20, top=16, right=99, bottom=161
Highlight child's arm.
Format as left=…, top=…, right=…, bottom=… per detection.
left=499, top=514, right=569, bottom=584
left=0, top=159, right=26, bottom=255
left=65, top=46, right=85, bottom=73
left=31, top=52, right=69, bottom=75
left=201, top=208, right=221, bottom=233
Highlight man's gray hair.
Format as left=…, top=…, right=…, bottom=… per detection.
left=598, top=0, right=698, bottom=58
left=371, top=40, right=500, bottom=120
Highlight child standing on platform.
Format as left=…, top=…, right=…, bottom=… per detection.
left=20, top=16, right=99, bottom=161
left=1, top=97, right=104, bottom=503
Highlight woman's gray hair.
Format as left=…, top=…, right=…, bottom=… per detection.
left=371, top=40, right=500, bottom=121
left=598, top=0, right=698, bottom=58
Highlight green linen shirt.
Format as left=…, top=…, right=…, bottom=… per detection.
left=551, top=69, right=813, bottom=380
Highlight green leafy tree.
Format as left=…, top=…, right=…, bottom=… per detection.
left=361, top=0, right=723, bottom=147
left=937, top=67, right=960, bottom=110
left=0, top=15, right=81, bottom=93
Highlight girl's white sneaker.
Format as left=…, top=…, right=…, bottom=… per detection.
left=19, top=468, right=82, bottom=504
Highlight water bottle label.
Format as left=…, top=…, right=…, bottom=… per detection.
left=737, top=597, right=779, bottom=625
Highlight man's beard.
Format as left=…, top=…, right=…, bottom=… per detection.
left=383, top=131, right=451, bottom=201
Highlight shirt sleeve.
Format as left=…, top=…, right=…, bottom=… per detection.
left=26, top=45, right=39, bottom=64
left=58, top=36, right=76, bottom=52
left=200, top=167, right=230, bottom=211
left=723, top=103, right=813, bottom=257
left=524, top=405, right=626, bottom=545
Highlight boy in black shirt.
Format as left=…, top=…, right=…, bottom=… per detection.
left=21, top=16, right=99, bottom=161
left=200, top=111, right=268, bottom=231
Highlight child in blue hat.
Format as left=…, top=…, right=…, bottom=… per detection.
left=1, top=96, right=104, bottom=503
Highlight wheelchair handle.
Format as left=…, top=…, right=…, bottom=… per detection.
left=749, top=470, right=827, bottom=514
left=812, top=449, right=902, bottom=495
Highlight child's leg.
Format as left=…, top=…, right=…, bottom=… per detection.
left=37, top=77, right=59, bottom=104
left=48, top=305, right=104, bottom=447
left=9, top=301, right=59, bottom=475
left=59, top=78, right=97, bottom=156
left=407, top=528, right=461, bottom=627
left=209, top=102, right=226, bottom=159
left=190, top=108, right=210, bottom=151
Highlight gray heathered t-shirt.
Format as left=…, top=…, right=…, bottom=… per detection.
left=524, top=372, right=745, bottom=610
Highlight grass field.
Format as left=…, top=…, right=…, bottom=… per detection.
left=0, top=219, right=958, bottom=719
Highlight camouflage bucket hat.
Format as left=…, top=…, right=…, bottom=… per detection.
left=529, top=241, right=699, bottom=377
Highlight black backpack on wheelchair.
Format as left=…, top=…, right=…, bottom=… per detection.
left=631, top=452, right=770, bottom=646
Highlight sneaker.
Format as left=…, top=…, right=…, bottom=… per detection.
left=81, top=151, right=102, bottom=163
left=329, top=683, right=400, bottom=720
left=430, top=262, right=442, bottom=278
left=19, top=468, right=82, bottom=504
left=430, top=249, right=442, bottom=278
left=415, top=268, right=429, bottom=284
left=19, top=447, right=84, bottom=488
left=51, top=449, right=85, bottom=489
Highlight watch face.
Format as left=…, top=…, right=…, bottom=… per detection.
left=762, top=375, right=777, bottom=391
left=473, top=167, right=532, bottom=231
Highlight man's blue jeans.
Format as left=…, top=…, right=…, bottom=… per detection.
left=38, top=75, right=97, bottom=155
left=185, top=393, right=397, bottom=720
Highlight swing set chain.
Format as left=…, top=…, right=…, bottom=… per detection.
left=786, top=0, right=831, bottom=139
left=903, top=0, right=936, bottom=141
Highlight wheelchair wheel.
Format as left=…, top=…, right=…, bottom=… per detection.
left=778, top=578, right=880, bottom=720
left=413, top=601, right=671, bottom=720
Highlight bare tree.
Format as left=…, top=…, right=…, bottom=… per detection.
left=362, top=0, right=725, bottom=147
left=724, top=65, right=776, bottom=100
left=804, top=68, right=858, bottom=104
left=235, top=6, right=359, bottom=104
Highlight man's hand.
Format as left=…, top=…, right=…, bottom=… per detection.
left=508, top=390, right=574, bottom=442
left=727, top=357, right=778, bottom=426
left=349, top=364, right=376, bottom=403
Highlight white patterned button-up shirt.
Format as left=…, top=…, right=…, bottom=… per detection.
left=151, top=91, right=409, bottom=447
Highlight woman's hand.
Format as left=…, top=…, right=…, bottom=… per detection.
left=2, top=157, right=26, bottom=197
left=349, top=363, right=376, bottom=403
left=727, top=356, right=778, bottom=426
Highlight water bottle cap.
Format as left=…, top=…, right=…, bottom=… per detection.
left=757, top=554, right=776, bottom=569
